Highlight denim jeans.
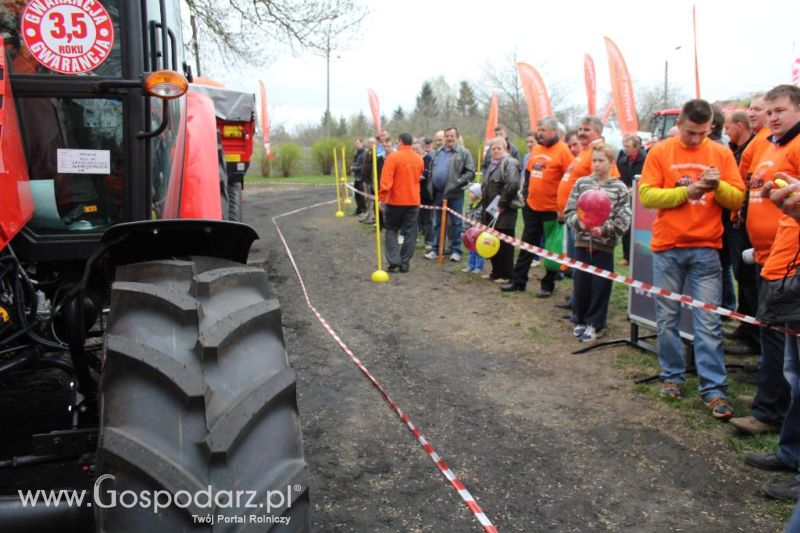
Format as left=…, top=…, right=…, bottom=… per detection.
left=777, top=331, right=800, bottom=481
left=653, top=247, right=728, bottom=401
left=468, top=251, right=484, bottom=271
left=432, top=191, right=464, bottom=255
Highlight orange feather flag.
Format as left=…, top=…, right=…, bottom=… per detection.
left=584, top=54, right=597, bottom=116
left=604, top=37, right=638, bottom=135
left=484, top=92, right=498, bottom=143
left=367, top=89, right=381, bottom=135
left=258, top=80, right=273, bottom=160
left=516, top=62, right=552, bottom=131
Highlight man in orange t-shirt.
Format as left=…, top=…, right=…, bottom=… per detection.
left=501, top=117, right=574, bottom=296
left=639, top=99, right=745, bottom=420
left=379, top=133, right=424, bottom=273
left=741, top=85, right=800, bottom=503
left=729, top=88, right=800, bottom=437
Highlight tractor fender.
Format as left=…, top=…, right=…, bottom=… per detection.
left=100, top=219, right=257, bottom=266
left=179, top=91, right=223, bottom=220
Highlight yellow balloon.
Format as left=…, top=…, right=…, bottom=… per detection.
left=476, top=231, right=500, bottom=258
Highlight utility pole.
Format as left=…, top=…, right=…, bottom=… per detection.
left=325, top=31, right=331, bottom=135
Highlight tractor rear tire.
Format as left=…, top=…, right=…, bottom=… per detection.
left=228, top=182, right=243, bottom=223
left=96, top=257, right=309, bottom=532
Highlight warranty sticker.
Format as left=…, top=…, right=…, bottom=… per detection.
left=21, top=0, right=114, bottom=75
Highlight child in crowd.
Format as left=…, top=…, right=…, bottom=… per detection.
left=564, top=144, right=631, bottom=342
left=463, top=183, right=484, bottom=274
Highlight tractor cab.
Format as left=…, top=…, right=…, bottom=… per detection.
left=2, top=0, right=197, bottom=262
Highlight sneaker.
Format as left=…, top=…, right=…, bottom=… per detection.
left=573, top=324, right=587, bottom=337
left=618, top=258, right=629, bottom=266
left=481, top=273, right=492, bottom=279
left=472, top=270, right=482, bottom=275
left=424, top=250, right=437, bottom=260
left=579, top=325, right=604, bottom=342
left=530, top=259, right=541, bottom=268
left=493, top=277, right=510, bottom=284
left=387, top=264, right=399, bottom=273
left=705, top=396, right=734, bottom=420
left=424, top=244, right=433, bottom=251
left=730, top=415, right=779, bottom=435
left=660, top=382, right=683, bottom=401
left=461, top=267, right=472, bottom=273
left=450, top=252, right=462, bottom=262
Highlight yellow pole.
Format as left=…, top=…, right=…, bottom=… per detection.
left=333, top=148, right=344, bottom=218
left=342, top=146, right=352, bottom=205
left=476, top=146, right=483, bottom=183
left=371, top=148, right=389, bottom=283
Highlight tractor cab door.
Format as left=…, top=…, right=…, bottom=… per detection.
left=3, top=0, right=187, bottom=261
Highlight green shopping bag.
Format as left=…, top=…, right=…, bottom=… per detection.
left=542, top=220, right=563, bottom=272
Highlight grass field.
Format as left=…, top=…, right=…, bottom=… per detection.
left=245, top=175, right=337, bottom=186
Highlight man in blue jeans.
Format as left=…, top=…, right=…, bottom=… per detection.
left=639, top=99, right=745, bottom=420
left=424, top=127, right=476, bottom=262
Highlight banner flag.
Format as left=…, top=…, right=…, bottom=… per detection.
left=258, top=80, right=273, bottom=160
left=584, top=54, right=597, bottom=116
left=516, top=62, right=552, bottom=131
left=604, top=37, right=638, bottom=135
left=368, top=89, right=381, bottom=135
left=484, top=92, right=499, bottom=144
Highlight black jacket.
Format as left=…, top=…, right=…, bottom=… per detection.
left=616, top=149, right=646, bottom=188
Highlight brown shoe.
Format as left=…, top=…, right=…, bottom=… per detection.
left=730, top=415, right=778, bottom=435
left=618, top=258, right=629, bottom=266
left=705, top=397, right=734, bottom=420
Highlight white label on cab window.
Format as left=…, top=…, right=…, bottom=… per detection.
left=57, top=149, right=111, bottom=174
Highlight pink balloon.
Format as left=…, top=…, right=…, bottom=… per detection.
left=462, top=226, right=482, bottom=252
left=576, top=189, right=611, bottom=229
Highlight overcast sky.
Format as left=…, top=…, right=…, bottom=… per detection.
left=220, top=0, right=798, bottom=132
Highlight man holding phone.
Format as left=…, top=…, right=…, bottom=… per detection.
left=639, top=99, right=745, bottom=420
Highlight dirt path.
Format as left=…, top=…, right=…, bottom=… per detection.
left=245, top=185, right=781, bottom=532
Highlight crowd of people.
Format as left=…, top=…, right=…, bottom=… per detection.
left=349, top=85, right=800, bottom=511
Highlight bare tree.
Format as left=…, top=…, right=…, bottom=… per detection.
left=184, top=0, right=366, bottom=76
left=634, top=82, right=689, bottom=131
left=477, top=51, right=574, bottom=137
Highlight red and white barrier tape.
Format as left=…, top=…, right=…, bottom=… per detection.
left=345, top=183, right=797, bottom=336
left=272, top=201, right=498, bottom=533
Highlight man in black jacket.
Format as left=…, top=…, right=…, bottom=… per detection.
left=351, top=137, right=367, bottom=215
left=616, top=135, right=646, bottom=265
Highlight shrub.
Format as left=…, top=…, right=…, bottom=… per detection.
left=310, top=137, right=346, bottom=175
left=274, top=142, right=302, bottom=177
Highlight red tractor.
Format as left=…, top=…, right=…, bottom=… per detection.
left=649, top=108, right=680, bottom=141
left=0, top=1, right=308, bottom=531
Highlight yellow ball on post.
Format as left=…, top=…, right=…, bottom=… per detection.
left=335, top=210, right=345, bottom=218
left=371, top=270, right=389, bottom=283
left=476, top=231, right=500, bottom=258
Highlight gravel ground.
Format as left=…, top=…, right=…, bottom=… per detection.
left=244, top=184, right=783, bottom=532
